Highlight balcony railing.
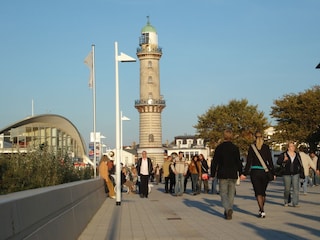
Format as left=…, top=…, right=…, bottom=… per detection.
left=135, top=99, right=166, bottom=107
left=136, top=47, right=162, bottom=54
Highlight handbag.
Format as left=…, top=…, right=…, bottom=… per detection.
left=201, top=173, right=209, bottom=180
left=251, top=144, right=274, bottom=182
left=200, top=161, right=209, bottom=180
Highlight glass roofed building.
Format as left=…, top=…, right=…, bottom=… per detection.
left=0, top=114, right=90, bottom=164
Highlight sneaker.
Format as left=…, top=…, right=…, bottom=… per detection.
left=284, top=203, right=288, bottom=207
left=259, top=211, right=266, bottom=218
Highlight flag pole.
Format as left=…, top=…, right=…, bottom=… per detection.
left=31, top=99, right=34, bottom=116
left=92, top=44, right=97, bottom=178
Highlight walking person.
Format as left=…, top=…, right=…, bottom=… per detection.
left=309, top=151, right=319, bottom=186
left=184, top=159, right=191, bottom=193
left=130, top=165, right=138, bottom=193
left=240, top=131, right=275, bottom=218
left=99, top=155, right=116, bottom=199
left=189, top=155, right=200, bottom=195
left=162, top=156, right=173, bottom=193
left=154, top=164, right=160, bottom=185
left=298, top=146, right=317, bottom=195
left=199, top=154, right=209, bottom=193
left=211, top=129, right=242, bottom=220
left=136, top=151, right=153, bottom=198
left=169, top=155, right=176, bottom=193
left=277, top=141, right=304, bottom=207
left=172, top=151, right=188, bottom=196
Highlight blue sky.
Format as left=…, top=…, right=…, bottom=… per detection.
left=1, top=0, right=319, bottom=148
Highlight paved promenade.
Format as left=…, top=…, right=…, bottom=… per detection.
left=78, top=178, right=320, bottom=240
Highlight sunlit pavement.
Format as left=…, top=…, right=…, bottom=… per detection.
left=78, top=178, right=320, bottom=240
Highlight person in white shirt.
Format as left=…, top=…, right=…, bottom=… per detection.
left=298, top=146, right=316, bottom=194
left=136, top=151, right=153, bottom=198
left=171, top=151, right=188, bottom=196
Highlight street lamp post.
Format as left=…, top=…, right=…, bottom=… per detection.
left=121, top=111, right=130, bottom=166
left=115, top=41, right=136, bottom=206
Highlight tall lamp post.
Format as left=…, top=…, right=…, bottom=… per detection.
left=115, top=41, right=136, bottom=206
left=121, top=111, right=130, bottom=166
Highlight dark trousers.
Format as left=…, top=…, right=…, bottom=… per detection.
left=169, top=173, right=175, bottom=193
left=140, top=174, right=149, bottom=197
left=164, top=176, right=170, bottom=192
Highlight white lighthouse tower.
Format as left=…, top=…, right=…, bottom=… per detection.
left=135, top=17, right=166, bottom=165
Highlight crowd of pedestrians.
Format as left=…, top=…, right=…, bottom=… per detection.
left=99, top=129, right=320, bottom=221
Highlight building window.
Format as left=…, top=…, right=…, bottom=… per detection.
left=148, top=61, right=152, bottom=68
left=148, top=76, right=152, bottom=84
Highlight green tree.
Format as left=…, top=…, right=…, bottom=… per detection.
left=194, top=99, right=269, bottom=155
left=270, top=85, right=320, bottom=150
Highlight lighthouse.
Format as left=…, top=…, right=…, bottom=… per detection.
left=135, top=17, right=166, bottom=165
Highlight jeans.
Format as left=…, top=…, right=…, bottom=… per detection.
left=212, top=178, right=219, bottom=194
left=219, top=179, right=236, bottom=212
left=309, top=170, right=315, bottom=187
left=315, top=174, right=320, bottom=185
left=175, top=173, right=185, bottom=195
left=302, top=177, right=310, bottom=194
left=311, top=169, right=319, bottom=185
left=283, top=174, right=299, bottom=206
left=191, top=174, right=199, bottom=193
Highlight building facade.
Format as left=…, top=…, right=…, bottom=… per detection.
left=166, top=135, right=211, bottom=163
left=0, top=114, right=90, bottom=164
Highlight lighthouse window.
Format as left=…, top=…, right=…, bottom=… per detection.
left=144, top=33, right=149, bottom=43
left=139, top=33, right=149, bottom=44
left=148, top=134, right=154, bottom=142
left=148, top=76, right=152, bottom=84
left=148, top=61, right=152, bottom=68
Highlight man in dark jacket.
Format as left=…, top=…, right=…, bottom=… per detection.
left=136, top=150, right=153, bottom=198
left=211, top=129, right=242, bottom=220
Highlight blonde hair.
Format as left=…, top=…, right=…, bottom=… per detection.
left=255, top=131, right=264, bottom=150
left=286, top=140, right=296, bottom=149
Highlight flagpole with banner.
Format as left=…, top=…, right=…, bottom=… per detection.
left=84, top=44, right=97, bottom=178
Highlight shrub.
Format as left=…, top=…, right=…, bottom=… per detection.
left=0, top=149, right=92, bottom=194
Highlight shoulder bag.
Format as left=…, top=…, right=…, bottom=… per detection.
left=251, top=144, right=274, bottom=182
left=296, top=153, right=305, bottom=179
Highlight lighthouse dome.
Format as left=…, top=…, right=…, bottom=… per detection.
left=141, top=18, right=157, bottom=33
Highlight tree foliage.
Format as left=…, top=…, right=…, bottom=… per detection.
left=270, top=85, right=320, bottom=150
left=194, top=99, right=269, bottom=155
left=0, top=148, right=92, bottom=194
